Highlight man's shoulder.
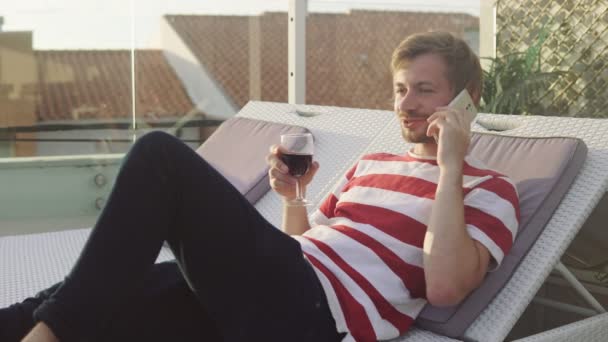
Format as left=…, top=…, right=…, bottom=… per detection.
left=463, top=155, right=519, bottom=197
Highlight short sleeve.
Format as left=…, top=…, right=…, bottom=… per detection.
left=463, top=176, right=520, bottom=270
left=310, top=162, right=359, bottom=226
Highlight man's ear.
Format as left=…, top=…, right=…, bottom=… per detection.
left=469, top=86, right=482, bottom=107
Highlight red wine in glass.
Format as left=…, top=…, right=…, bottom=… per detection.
left=280, top=133, right=314, bottom=206
left=281, top=152, right=312, bottom=177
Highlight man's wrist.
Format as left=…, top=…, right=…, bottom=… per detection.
left=438, top=166, right=463, bottom=188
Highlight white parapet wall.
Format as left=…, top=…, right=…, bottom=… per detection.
left=0, top=154, right=123, bottom=236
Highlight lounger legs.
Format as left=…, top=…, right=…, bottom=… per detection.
left=532, top=261, right=606, bottom=317
left=554, top=262, right=606, bottom=314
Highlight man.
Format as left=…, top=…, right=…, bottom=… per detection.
left=268, top=31, right=519, bottom=340
left=9, top=32, right=516, bottom=342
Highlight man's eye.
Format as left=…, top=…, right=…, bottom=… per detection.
left=395, top=88, right=405, bottom=94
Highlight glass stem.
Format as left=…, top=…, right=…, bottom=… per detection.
left=295, top=179, right=304, bottom=201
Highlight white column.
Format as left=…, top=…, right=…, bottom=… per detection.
left=288, top=0, right=307, bottom=104
left=479, top=0, right=497, bottom=67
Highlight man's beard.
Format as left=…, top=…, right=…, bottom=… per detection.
left=401, top=129, right=434, bottom=143
left=400, top=121, right=435, bottom=143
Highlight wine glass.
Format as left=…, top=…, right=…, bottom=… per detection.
left=280, top=133, right=314, bottom=206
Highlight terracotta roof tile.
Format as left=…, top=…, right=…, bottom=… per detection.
left=167, top=10, right=478, bottom=111
left=33, top=49, right=194, bottom=121
left=166, top=15, right=250, bottom=108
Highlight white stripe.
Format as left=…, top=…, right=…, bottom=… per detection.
left=332, top=173, right=351, bottom=198
left=341, top=334, right=356, bottom=342
left=467, top=224, right=505, bottom=270
left=463, top=174, right=493, bottom=188
left=310, top=209, right=330, bottom=226
left=302, top=225, right=421, bottom=311
left=355, top=159, right=484, bottom=186
left=304, top=256, right=350, bottom=335
left=394, top=297, right=427, bottom=321
left=297, top=237, right=401, bottom=340
left=326, top=216, right=424, bottom=268
left=465, top=187, right=518, bottom=239
left=339, top=186, right=433, bottom=226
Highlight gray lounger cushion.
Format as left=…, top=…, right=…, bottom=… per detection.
left=415, top=132, right=588, bottom=337
left=196, top=116, right=309, bottom=204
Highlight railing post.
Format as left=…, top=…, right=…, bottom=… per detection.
left=288, top=0, right=307, bottom=105
left=480, top=0, right=496, bottom=68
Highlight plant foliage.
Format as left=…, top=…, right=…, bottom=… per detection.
left=480, top=29, right=568, bottom=115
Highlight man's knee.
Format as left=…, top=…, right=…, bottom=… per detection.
left=129, top=131, right=186, bottom=156
left=136, top=130, right=177, bottom=146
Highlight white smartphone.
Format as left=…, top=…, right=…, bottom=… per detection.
left=448, top=88, right=478, bottom=127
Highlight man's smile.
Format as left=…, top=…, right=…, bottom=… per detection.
left=400, top=116, right=428, bottom=129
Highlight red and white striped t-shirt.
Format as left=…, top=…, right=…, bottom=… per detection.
left=293, top=151, right=520, bottom=342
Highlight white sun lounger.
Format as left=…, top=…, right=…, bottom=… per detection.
left=2, top=101, right=607, bottom=341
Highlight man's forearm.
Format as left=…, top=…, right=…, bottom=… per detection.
left=281, top=201, right=311, bottom=235
left=423, top=167, right=486, bottom=306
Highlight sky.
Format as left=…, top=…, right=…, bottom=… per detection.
left=0, top=0, right=481, bottom=49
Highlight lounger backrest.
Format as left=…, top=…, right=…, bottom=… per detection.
left=415, top=132, right=588, bottom=337
left=196, top=116, right=308, bottom=204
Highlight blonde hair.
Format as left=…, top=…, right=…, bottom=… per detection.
left=391, top=31, right=482, bottom=105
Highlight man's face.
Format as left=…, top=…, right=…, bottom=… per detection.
left=393, top=53, right=454, bottom=143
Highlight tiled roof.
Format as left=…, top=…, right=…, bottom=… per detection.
left=167, top=10, right=479, bottom=110
left=33, top=50, right=194, bottom=121
left=166, top=15, right=251, bottom=109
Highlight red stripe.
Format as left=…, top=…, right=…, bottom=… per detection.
left=334, top=202, right=427, bottom=247
left=465, top=206, right=514, bottom=255
left=306, top=237, right=414, bottom=334
left=345, top=163, right=358, bottom=180
left=319, top=193, right=339, bottom=219
left=332, top=225, right=426, bottom=299
left=304, top=253, right=377, bottom=342
left=362, top=152, right=441, bottom=167
left=345, top=162, right=483, bottom=199
left=475, top=177, right=520, bottom=221
left=361, top=153, right=410, bottom=162
left=343, top=174, right=437, bottom=200
left=319, top=163, right=362, bottom=219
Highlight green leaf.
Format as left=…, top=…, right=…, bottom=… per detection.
left=480, top=27, right=566, bottom=115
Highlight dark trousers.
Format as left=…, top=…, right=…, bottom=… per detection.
left=0, top=131, right=341, bottom=342
left=1, top=261, right=219, bottom=341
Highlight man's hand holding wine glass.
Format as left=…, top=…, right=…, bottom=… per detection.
left=267, top=144, right=319, bottom=202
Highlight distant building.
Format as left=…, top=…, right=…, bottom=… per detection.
left=163, top=10, right=479, bottom=116
left=0, top=45, right=201, bottom=156
left=0, top=10, right=478, bottom=157
left=0, top=30, right=38, bottom=156
left=32, top=50, right=200, bottom=155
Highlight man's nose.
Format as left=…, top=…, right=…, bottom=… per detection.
left=397, top=92, right=417, bottom=113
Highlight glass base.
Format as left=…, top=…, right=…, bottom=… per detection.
left=285, top=198, right=312, bottom=206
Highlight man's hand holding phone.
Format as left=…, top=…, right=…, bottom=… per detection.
left=426, top=89, right=478, bottom=169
